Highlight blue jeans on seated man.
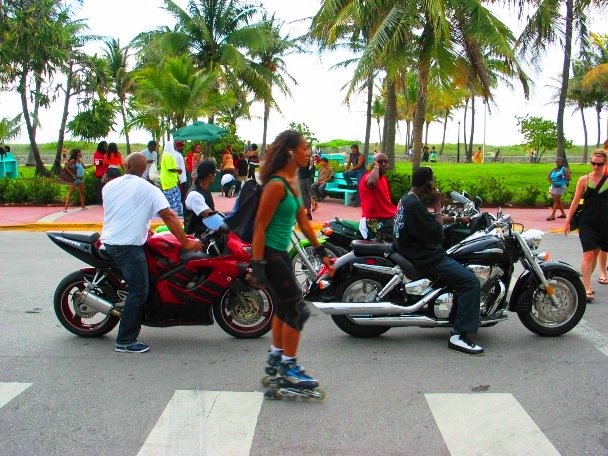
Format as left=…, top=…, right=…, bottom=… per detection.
left=104, top=244, right=149, bottom=347
left=223, top=180, right=242, bottom=197
left=429, top=255, right=481, bottom=335
left=342, top=168, right=365, bottom=204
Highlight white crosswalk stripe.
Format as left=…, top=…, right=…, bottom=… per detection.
left=0, top=382, right=32, bottom=409
left=426, top=393, right=560, bottom=456
left=137, top=390, right=263, bottom=456
left=571, top=319, right=608, bottom=357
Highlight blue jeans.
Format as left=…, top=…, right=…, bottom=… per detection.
left=342, top=168, right=365, bottom=204
left=104, top=244, right=149, bottom=346
left=431, top=255, right=480, bottom=335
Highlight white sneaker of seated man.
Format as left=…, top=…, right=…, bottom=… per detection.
left=448, top=334, right=484, bottom=355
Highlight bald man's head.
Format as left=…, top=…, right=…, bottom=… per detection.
left=125, top=152, right=148, bottom=176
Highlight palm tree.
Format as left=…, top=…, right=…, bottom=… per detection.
left=250, top=14, right=301, bottom=155
left=136, top=0, right=273, bottom=126
left=103, top=39, right=134, bottom=154
left=515, top=0, right=607, bottom=159
left=133, top=54, right=230, bottom=135
left=0, top=114, right=22, bottom=143
left=370, top=95, right=385, bottom=145
left=582, top=33, right=608, bottom=144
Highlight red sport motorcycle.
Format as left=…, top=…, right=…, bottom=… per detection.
left=47, top=224, right=273, bottom=339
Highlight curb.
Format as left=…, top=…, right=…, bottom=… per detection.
left=0, top=221, right=327, bottom=234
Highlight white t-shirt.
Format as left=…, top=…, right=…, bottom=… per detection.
left=101, top=174, right=169, bottom=246
left=141, top=148, right=158, bottom=179
left=174, top=151, right=187, bottom=184
left=185, top=191, right=210, bottom=216
left=220, top=174, right=234, bottom=186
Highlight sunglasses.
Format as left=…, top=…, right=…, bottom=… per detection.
left=591, top=161, right=606, bottom=167
left=376, top=160, right=389, bottom=164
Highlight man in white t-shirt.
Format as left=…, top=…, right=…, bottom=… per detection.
left=101, top=152, right=202, bottom=353
left=141, top=140, right=158, bottom=181
left=174, top=141, right=188, bottom=207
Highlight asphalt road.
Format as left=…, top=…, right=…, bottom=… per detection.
left=0, top=231, right=607, bottom=456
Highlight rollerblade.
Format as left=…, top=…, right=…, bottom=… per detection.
left=260, top=349, right=282, bottom=387
left=264, top=358, right=326, bottom=401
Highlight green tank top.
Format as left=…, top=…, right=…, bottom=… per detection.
left=265, top=177, right=301, bottom=251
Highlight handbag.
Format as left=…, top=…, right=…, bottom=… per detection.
left=60, top=166, right=75, bottom=183
left=570, top=174, right=608, bottom=231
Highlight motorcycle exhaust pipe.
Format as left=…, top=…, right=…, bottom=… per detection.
left=74, top=290, right=122, bottom=318
left=312, top=289, right=442, bottom=316
left=353, top=315, right=452, bottom=327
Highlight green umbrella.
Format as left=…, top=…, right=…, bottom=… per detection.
left=171, top=121, right=229, bottom=143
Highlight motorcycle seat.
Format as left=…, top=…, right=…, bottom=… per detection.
left=63, top=232, right=101, bottom=244
left=179, top=249, right=211, bottom=263
left=352, top=240, right=395, bottom=256
left=387, top=252, right=423, bottom=280
left=96, top=247, right=114, bottom=262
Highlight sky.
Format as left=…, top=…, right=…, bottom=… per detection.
left=1, top=0, right=607, bottom=149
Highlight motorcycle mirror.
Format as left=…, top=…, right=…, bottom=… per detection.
left=462, top=190, right=470, bottom=199
left=450, top=191, right=468, bottom=204
left=475, top=196, right=482, bottom=208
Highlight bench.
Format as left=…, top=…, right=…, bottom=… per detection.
left=320, top=172, right=357, bottom=206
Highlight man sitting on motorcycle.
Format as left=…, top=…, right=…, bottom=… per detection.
left=184, top=160, right=217, bottom=237
left=359, top=152, right=397, bottom=240
left=393, top=166, right=483, bottom=355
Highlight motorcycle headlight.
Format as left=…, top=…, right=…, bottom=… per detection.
left=522, top=229, right=544, bottom=250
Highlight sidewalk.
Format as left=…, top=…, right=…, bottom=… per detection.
left=0, top=193, right=565, bottom=234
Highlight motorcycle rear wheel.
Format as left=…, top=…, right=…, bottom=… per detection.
left=214, top=287, right=273, bottom=338
left=291, top=243, right=341, bottom=293
left=332, top=273, right=391, bottom=338
left=517, top=271, right=586, bottom=336
left=54, top=271, right=120, bottom=337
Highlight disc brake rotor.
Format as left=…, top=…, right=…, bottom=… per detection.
left=532, top=279, right=576, bottom=325
left=230, top=291, right=263, bottom=325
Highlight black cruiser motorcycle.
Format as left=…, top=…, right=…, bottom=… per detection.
left=307, top=211, right=585, bottom=338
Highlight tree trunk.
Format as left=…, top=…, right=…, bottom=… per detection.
left=556, top=0, right=573, bottom=160
left=463, top=98, right=469, bottom=156
left=363, top=75, right=373, bottom=164
left=52, top=61, right=73, bottom=175
left=120, top=99, right=131, bottom=154
left=376, top=118, right=382, bottom=146
left=381, top=109, right=388, bottom=155
left=424, top=121, right=429, bottom=146
left=19, top=71, right=51, bottom=176
left=440, top=112, right=448, bottom=154
left=384, top=80, right=397, bottom=169
left=580, top=103, right=588, bottom=164
left=595, top=102, right=601, bottom=149
left=467, top=94, right=475, bottom=162
left=412, top=62, right=429, bottom=172
left=261, top=100, right=270, bottom=159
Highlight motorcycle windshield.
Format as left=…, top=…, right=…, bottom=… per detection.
left=203, top=213, right=225, bottom=231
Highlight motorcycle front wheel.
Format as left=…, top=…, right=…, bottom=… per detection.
left=54, top=271, right=120, bottom=337
left=332, top=273, right=392, bottom=338
left=291, top=243, right=341, bottom=293
left=214, top=286, right=273, bottom=338
left=517, top=271, right=586, bottom=336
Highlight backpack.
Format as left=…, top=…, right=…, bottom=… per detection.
left=224, top=179, right=262, bottom=243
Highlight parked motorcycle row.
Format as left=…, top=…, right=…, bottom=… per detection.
left=48, top=191, right=586, bottom=343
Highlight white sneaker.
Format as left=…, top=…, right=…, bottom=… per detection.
left=448, top=334, right=484, bottom=355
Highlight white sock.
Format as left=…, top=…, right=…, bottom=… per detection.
left=281, top=355, right=295, bottom=362
left=270, top=346, right=283, bottom=354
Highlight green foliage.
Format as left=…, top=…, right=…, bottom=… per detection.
left=0, top=177, right=11, bottom=201
left=68, top=98, right=117, bottom=141
left=517, top=115, right=573, bottom=160
left=386, top=171, right=411, bottom=204
left=517, top=184, right=544, bottom=207
left=27, top=177, right=62, bottom=204
left=3, top=179, right=29, bottom=203
left=46, top=140, right=97, bottom=153
left=0, top=114, right=23, bottom=143
left=288, top=122, right=318, bottom=146
left=317, top=139, right=360, bottom=149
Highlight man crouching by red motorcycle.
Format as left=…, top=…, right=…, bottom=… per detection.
left=183, top=160, right=217, bottom=237
left=101, top=152, right=202, bottom=353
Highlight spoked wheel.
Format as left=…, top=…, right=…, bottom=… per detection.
left=214, top=286, right=274, bottom=338
left=54, top=271, right=120, bottom=337
left=517, top=272, right=586, bottom=336
left=332, top=273, right=391, bottom=338
left=291, top=243, right=341, bottom=294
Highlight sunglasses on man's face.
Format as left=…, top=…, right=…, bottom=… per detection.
left=591, top=161, right=606, bottom=167
left=376, top=160, right=389, bottom=164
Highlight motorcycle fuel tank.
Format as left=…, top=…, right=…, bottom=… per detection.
left=448, top=234, right=506, bottom=264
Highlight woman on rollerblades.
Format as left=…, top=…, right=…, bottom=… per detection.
left=250, top=130, right=334, bottom=400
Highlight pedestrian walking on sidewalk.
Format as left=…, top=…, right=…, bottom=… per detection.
left=546, top=157, right=570, bottom=220
left=63, top=149, right=91, bottom=212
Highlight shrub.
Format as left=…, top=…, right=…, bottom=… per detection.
left=4, top=179, right=29, bottom=203
left=0, top=177, right=11, bottom=202
left=27, top=177, right=61, bottom=205
left=386, top=171, right=411, bottom=204
left=517, top=184, right=543, bottom=207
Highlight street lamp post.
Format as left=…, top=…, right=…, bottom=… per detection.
left=457, top=121, right=461, bottom=163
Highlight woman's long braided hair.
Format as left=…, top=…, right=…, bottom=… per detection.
left=259, top=130, right=304, bottom=185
